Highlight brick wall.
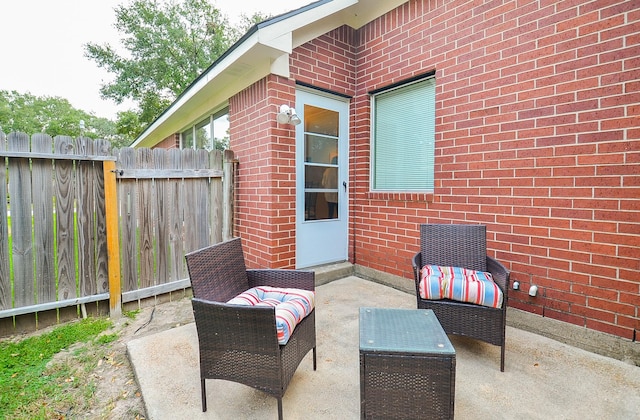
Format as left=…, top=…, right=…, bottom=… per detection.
left=154, top=133, right=180, bottom=149
left=291, top=26, right=358, bottom=96
left=229, top=75, right=298, bottom=269
left=289, top=0, right=639, bottom=340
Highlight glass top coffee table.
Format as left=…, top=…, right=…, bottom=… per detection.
left=359, top=307, right=456, bottom=419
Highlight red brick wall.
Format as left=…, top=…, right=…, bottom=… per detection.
left=229, top=75, right=298, bottom=269
left=154, top=133, right=179, bottom=149
left=289, top=0, right=639, bottom=340
left=291, top=26, right=358, bottom=96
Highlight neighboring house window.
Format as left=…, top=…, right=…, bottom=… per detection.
left=180, top=107, right=229, bottom=151
left=371, top=76, right=436, bottom=191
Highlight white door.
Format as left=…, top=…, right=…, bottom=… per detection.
left=295, top=89, right=349, bottom=268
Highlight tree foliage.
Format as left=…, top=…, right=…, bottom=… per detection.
left=86, top=0, right=230, bottom=128
left=0, top=90, right=132, bottom=149
left=0, top=2, right=271, bottom=148
left=85, top=0, right=270, bottom=138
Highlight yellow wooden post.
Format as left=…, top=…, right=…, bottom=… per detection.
left=103, top=160, right=122, bottom=317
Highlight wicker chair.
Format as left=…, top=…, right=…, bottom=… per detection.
left=411, top=224, right=510, bottom=371
left=185, top=238, right=317, bottom=420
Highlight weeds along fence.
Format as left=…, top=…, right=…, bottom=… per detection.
left=0, top=132, right=234, bottom=332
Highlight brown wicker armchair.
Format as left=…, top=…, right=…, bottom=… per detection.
left=412, top=224, right=510, bottom=371
left=185, top=238, right=317, bottom=420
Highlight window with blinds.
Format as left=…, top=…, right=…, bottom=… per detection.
left=371, top=77, right=436, bottom=191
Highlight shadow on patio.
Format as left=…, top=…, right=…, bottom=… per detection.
left=127, top=276, right=640, bottom=419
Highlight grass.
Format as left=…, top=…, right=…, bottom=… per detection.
left=0, top=317, right=114, bottom=419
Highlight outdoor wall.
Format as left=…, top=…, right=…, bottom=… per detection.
left=342, top=0, right=639, bottom=341
left=228, top=75, right=298, bottom=269
left=291, top=26, right=358, bottom=97
left=154, top=133, right=180, bottom=149
left=288, top=1, right=640, bottom=340
left=228, top=27, right=358, bottom=269
left=228, top=0, right=638, bottom=341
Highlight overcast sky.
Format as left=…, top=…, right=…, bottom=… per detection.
left=0, top=0, right=313, bottom=120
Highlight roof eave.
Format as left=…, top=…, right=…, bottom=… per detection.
left=132, top=0, right=409, bottom=148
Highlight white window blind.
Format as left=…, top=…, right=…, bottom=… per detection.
left=372, top=77, right=436, bottom=191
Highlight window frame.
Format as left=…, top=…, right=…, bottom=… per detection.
left=180, top=106, right=229, bottom=151
left=369, top=75, right=436, bottom=193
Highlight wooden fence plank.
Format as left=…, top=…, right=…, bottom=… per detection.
left=115, top=168, right=222, bottom=179
left=7, top=132, right=34, bottom=307
left=54, top=136, right=77, bottom=300
left=167, top=149, right=185, bottom=282
left=0, top=132, right=9, bottom=310
left=137, top=148, right=155, bottom=289
left=211, top=149, right=223, bottom=245
left=153, top=148, right=168, bottom=286
left=31, top=134, right=55, bottom=303
left=116, top=147, right=138, bottom=294
left=194, top=149, right=210, bottom=250
left=223, top=149, right=235, bottom=241
left=0, top=150, right=116, bottom=161
left=181, top=149, right=198, bottom=255
left=75, top=138, right=96, bottom=297
left=94, top=139, right=110, bottom=294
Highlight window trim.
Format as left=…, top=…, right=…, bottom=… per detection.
left=180, top=105, right=229, bottom=150
left=369, top=75, right=436, bottom=193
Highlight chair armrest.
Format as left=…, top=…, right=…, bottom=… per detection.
left=247, top=269, right=315, bottom=291
left=486, top=256, right=510, bottom=297
left=192, top=298, right=280, bottom=352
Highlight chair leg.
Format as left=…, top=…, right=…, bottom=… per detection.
left=313, top=346, right=317, bottom=371
left=500, top=343, right=505, bottom=372
left=201, top=377, right=207, bottom=412
left=277, top=397, right=283, bottom=420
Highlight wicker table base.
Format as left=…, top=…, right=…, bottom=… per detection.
left=359, top=307, right=456, bottom=419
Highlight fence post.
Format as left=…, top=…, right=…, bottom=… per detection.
left=223, top=149, right=235, bottom=241
left=103, top=160, right=122, bottom=317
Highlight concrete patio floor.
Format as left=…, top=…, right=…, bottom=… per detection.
left=127, top=276, right=640, bottom=419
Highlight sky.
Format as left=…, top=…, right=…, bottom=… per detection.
left=0, top=0, right=314, bottom=120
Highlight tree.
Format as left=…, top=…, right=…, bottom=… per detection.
left=85, top=0, right=235, bottom=129
left=0, top=90, right=132, bottom=149
left=85, top=0, right=272, bottom=139
left=115, top=110, right=145, bottom=142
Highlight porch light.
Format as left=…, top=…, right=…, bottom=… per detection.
left=277, top=104, right=301, bottom=125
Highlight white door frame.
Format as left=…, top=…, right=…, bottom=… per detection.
left=295, top=88, right=349, bottom=268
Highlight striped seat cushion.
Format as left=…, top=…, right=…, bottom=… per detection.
left=420, top=265, right=503, bottom=308
left=227, top=286, right=315, bottom=344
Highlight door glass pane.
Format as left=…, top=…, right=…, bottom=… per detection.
left=305, top=135, right=337, bottom=164
left=304, top=105, right=339, bottom=221
left=305, top=105, right=338, bottom=136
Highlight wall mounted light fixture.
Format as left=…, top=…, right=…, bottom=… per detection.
left=277, top=104, right=301, bottom=125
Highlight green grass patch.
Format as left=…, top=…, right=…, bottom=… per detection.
left=123, top=309, right=140, bottom=320
left=0, top=317, right=112, bottom=418
left=95, top=332, right=119, bottom=345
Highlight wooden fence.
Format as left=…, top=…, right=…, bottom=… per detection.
left=0, top=132, right=234, bottom=330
